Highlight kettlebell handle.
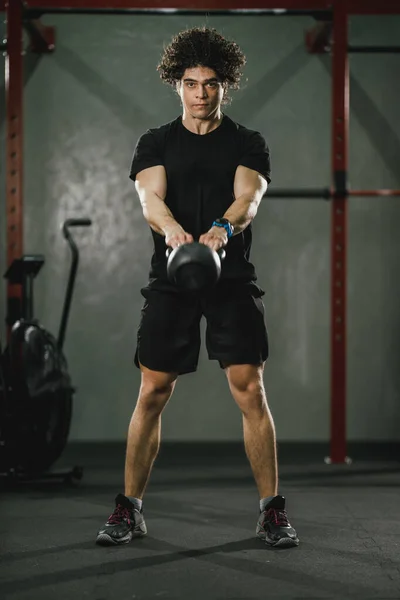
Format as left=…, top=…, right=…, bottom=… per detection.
left=166, top=245, right=226, bottom=260
left=217, top=247, right=226, bottom=261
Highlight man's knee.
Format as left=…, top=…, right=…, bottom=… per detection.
left=225, top=363, right=265, bottom=393
left=225, top=363, right=266, bottom=413
left=137, top=363, right=178, bottom=413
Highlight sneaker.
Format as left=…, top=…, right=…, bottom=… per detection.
left=256, top=495, right=299, bottom=548
left=96, top=493, right=147, bottom=546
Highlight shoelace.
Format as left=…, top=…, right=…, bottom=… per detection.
left=108, top=504, right=131, bottom=525
left=265, top=508, right=289, bottom=527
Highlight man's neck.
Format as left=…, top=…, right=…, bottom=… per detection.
left=181, top=112, right=223, bottom=135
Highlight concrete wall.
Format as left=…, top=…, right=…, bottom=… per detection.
left=1, top=13, right=399, bottom=441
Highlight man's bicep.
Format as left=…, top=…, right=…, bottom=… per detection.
left=234, top=165, right=268, bottom=202
left=135, top=165, right=167, bottom=201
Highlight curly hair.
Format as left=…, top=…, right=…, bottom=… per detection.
left=157, top=26, right=246, bottom=105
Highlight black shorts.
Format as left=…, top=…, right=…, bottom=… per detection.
left=134, top=283, right=269, bottom=375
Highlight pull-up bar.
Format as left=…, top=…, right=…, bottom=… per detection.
left=349, top=46, right=400, bottom=53
left=265, top=189, right=400, bottom=199
left=4, top=0, right=400, bottom=466
left=5, top=0, right=400, bottom=15
left=27, top=8, right=331, bottom=17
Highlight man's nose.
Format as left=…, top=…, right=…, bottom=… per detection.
left=197, top=85, right=207, bottom=98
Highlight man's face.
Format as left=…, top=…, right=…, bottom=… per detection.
left=178, top=66, right=225, bottom=119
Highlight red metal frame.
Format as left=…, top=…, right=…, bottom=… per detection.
left=305, top=21, right=332, bottom=54
left=9, top=1, right=333, bottom=11
left=25, top=19, right=56, bottom=53
left=330, top=0, right=349, bottom=463
left=5, top=0, right=24, bottom=327
left=2, top=0, right=400, bottom=14
left=3, top=0, right=400, bottom=464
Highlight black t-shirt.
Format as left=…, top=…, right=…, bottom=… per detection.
left=129, top=113, right=271, bottom=294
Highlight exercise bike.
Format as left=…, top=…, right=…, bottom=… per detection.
left=0, top=218, right=92, bottom=485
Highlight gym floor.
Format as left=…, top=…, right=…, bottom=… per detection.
left=1, top=442, right=400, bottom=600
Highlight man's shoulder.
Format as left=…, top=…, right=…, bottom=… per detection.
left=223, top=114, right=265, bottom=141
left=136, top=117, right=181, bottom=151
left=146, top=116, right=181, bottom=137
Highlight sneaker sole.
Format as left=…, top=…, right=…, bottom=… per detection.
left=96, top=529, right=147, bottom=546
left=257, top=530, right=300, bottom=548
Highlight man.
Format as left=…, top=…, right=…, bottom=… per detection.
left=96, top=26, right=299, bottom=549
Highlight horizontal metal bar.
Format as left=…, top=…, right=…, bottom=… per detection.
left=345, top=0, right=400, bottom=14
left=349, top=190, right=400, bottom=196
left=265, top=189, right=400, bottom=199
left=4, top=1, right=400, bottom=15
left=19, top=0, right=333, bottom=10
left=26, top=7, right=331, bottom=17
left=349, top=45, right=400, bottom=53
left=265, top=188, right=331, bottom=199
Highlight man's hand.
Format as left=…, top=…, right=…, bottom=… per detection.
left=199, top=226, right=228, bottom=252
left=164, top=225, right=194, bottom=249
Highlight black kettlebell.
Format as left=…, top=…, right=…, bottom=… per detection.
left=166, top=242, right=226, bottom=291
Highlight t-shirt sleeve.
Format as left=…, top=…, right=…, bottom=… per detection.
left=129, top=130, right=164, bottom=181
left=239, top=130, right=271, bottom=184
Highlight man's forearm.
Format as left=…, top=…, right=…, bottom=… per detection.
left=223, top=194, right=260, bottom=236
left=141, top=190, right=181, bottom=236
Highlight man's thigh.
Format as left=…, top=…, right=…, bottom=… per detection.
left=203, top=287, right=269, bottom=368
left=134, top=290, right=202, bottom=375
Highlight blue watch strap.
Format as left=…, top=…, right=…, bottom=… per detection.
left=212, top=220, right=233, bottom=238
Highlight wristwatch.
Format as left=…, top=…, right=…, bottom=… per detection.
left=212, top=218, right=234, bottom=239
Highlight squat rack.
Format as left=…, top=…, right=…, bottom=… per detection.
left=3, top=0, right=400, bottom=464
